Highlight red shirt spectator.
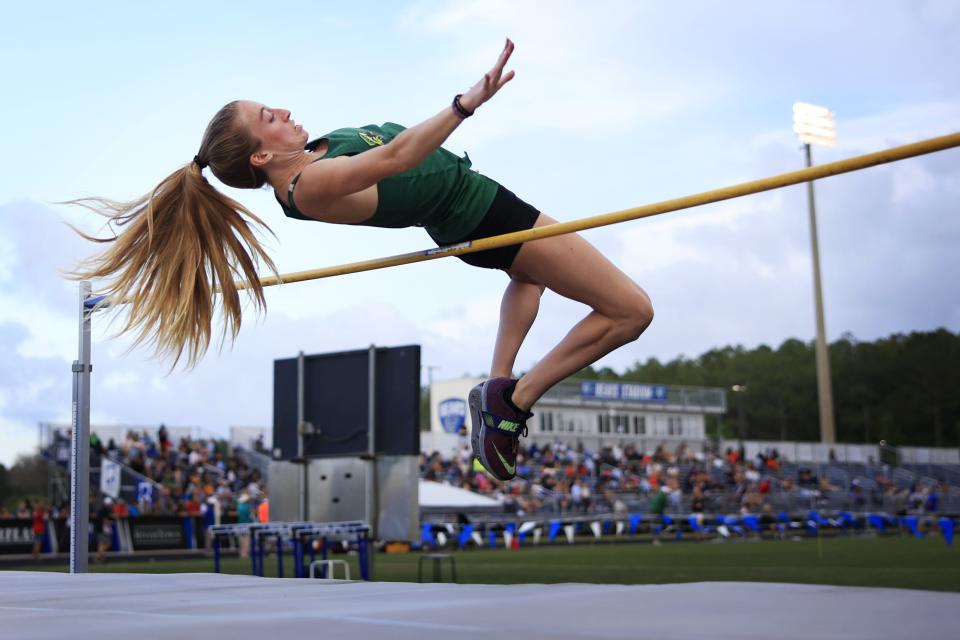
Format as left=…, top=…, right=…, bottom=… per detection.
left=183, top=496, right=203, bottom=516
left=32, top=506, right=46, bottom=536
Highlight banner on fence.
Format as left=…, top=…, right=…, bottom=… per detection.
left=100, top=459, right=121, bottom=499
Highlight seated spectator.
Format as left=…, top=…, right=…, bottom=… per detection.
left=765, top=454, right=780, bottom=472
left=923, top=484, right=940, bottom=513
left=690, top=485, right=705, bottom=512
left=151, top=486, right=174, bottom=515
left=850, top=480, right=866, bottom=507
left=181, top=491, right=204, bottom=517
left=740, top=488, right=764, bottom=515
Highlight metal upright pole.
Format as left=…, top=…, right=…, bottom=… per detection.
left=297, top=351, right=307, bottom=521
left=804, top=144, right=837, bottom=444
left=69, top=282, right=93, bottom=574
left=736, top=393, right=746, bottom=444
left=366, top=344, right=378, bottom=578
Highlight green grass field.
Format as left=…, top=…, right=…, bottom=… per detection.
left=6, top=536, right=959, bottom=592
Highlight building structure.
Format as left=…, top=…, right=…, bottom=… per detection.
left=425, top=377, right=727, bottom=453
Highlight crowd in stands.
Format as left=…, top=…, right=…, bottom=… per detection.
left=420, top=436, right=953, bottom=517
left=21, top=427, right=272, bottom=539
left=0, top=499, right=50, bottom=559
left=7, top=425, right=951, bottom=537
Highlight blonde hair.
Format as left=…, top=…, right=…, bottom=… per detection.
left=69, top=101, right=279, bottom=367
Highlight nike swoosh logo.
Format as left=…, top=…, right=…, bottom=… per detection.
left=492, top=442, right=515, bottom=476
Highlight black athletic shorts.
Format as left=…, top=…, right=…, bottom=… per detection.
left=450, top=185, right=541, bottom=271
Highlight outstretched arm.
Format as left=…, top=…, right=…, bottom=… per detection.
left=294, top=39, right=515, bottom=212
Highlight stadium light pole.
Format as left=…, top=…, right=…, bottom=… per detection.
left=793, top=102, right=837, bottom=444
left=732, top=384, right=748, bottom=444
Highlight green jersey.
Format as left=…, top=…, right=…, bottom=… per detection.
left=649, top=490, right=667, bottom=516
left=277, top=122, right=498, bottom=244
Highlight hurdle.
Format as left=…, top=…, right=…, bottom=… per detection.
left=208, top=521, right=371, bottom=580
left=310, top=559, right=351, bottom=580
left=68, top=132, right=960, bottom=572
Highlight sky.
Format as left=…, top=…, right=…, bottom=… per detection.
left=1, top=0, right=958, bottom=466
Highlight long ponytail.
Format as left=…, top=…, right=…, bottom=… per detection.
left=69, top=101, right=278, bottom=367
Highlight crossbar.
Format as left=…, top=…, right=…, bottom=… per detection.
left=86, top=131, right=960, bottom=305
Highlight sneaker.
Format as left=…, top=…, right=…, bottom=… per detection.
left=469, top=377, right=532, bottom=481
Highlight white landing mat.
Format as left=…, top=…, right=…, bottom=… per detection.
left=1, top=571, right=957, bottom=640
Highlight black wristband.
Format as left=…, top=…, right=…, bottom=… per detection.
left=452, top=94, right=474, bottom=118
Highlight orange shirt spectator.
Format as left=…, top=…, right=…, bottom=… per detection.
left=257, top=499, right=269, bottom=523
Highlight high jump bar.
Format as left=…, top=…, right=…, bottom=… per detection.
left=85, top=131, right=960, bottom=307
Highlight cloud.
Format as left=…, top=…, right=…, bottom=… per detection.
left=396, top=0, right=718, bottom=146
left=0, top=321, right=71, bottom=466
left=0, top=200, right=92, bottom=359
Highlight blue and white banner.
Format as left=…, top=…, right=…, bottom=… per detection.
left=136, top=480, right=154, bottom=506
left=580, top=381, right=668, bottom=402
left=438, top=398, right=468, bottom=433
left=100, top=459, right=121, bottom=499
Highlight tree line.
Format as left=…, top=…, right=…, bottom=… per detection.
left=577, top=328, right=959, bottom=447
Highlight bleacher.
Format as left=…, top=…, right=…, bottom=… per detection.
left=417, top=437, right=959, bottom=554
left=419, top=438, right=960, bottom=525
left=39, top=425, right=266, bottom=518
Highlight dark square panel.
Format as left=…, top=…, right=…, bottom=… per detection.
left=273, top=345, right=420, bottom=459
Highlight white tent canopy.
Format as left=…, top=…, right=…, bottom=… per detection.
left=418, top=480, right=501, bottom=509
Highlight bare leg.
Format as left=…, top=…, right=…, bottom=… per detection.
left=504, top=214, right=653, bottom=411
left=490, top=276, right=544, bottom=378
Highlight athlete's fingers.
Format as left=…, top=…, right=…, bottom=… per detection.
left=491, top=38, right=514, bottom=77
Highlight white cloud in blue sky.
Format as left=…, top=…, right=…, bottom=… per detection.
left=1, top=0, right=958, bottom=465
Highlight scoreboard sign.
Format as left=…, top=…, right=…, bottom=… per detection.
left=580, top=381, right=668, bottom=402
